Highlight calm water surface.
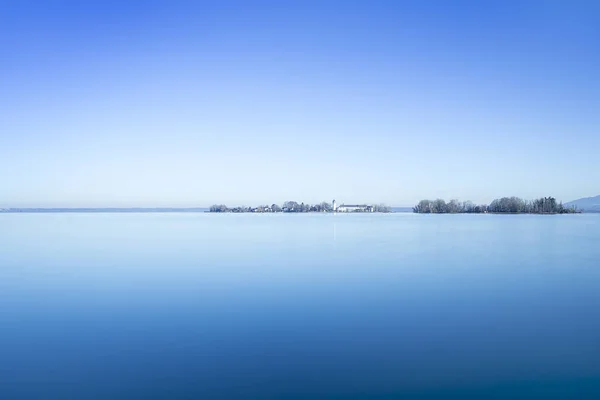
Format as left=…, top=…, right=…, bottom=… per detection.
left=1, top=213, right=600, bottom=399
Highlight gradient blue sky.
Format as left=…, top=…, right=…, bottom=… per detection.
left=1, top=0, right=599, bottom=207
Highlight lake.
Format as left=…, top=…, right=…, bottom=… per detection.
left=1, top=213, right=600, bottom=399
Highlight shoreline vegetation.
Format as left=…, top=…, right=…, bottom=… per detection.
left=413, top=196, right=579, bottom=214
left=209, top=201, right=392, bottom=213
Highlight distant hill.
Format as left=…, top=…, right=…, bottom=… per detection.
left=565, top=195, right=600, bottom=212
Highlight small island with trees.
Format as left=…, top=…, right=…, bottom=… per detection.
left=413, top=196, right=579, bottom=214
left=210, top=201, right=392, bottom=213
left=208, top=196, right=578, bottom=214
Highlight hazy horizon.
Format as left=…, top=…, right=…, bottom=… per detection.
left=2, top=1, right=599, bottom=208
left=0, top=197, right=589, bottom=210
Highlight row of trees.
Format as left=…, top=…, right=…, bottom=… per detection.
left=413, top=197, right=578, bottom=214
left=210, top=202, right=392, bottom=213
left=372, top=204, right=393, bottom=213
left=282, top=201, right=333, bottom=212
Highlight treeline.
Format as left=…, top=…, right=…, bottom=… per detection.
left=371, top=204, right=393, bottom=213
left=413, top=197, right=578, bottom=214
left=210, top=201, right=392, bottom=213
left=210, top=201, right=332, bottom=213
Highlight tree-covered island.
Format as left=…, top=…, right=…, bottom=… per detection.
left=413, top=196, right=579, bottom=214
left=210, top=201, right=392, bottom=213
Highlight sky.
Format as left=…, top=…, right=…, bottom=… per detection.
left=1, top=0, right=599, bottom=207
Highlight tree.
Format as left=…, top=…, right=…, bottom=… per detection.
left=447, top=199, right=462, bottom=213
left=463, top=201, right=475, bottom=213
left=283, top=201, right=299, bottom=212
left=413, top=200, right=432, bottom=213
left=432, top=199, right=448, bottom=213
left=210, top=204, right=228, bottom=212
left=373, top=204, right=392, bottom=213
left=320, top=201, right=333, bottom=212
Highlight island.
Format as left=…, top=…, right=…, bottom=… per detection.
left=413, top=196, right=579, bottom=214
left=209, top=200, right=392, bottom=213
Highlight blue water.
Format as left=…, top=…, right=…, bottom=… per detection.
left=1, top=213, right=600, bottom=399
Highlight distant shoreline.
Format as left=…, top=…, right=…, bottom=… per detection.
left=413, top=196, right=580, bottom=214
left=0, top=207, right=413, bottom=214
left=0, top=208, right=596, bottom=214
left=0, top=208, right=209, bottom=213
left=208, top=201, right=395, bottom=213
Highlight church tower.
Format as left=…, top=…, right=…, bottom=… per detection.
left=332, top=199, right=337, bottom=212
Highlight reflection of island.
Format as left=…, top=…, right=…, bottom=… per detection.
left=210, top=200, right=391, bottom=213
left=413, top=196, right=579, bottom=214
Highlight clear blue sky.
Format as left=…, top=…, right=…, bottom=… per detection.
left=1, top=0, right=599, bottom=207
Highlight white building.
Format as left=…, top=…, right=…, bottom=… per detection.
left=334, top=202, right=374, bottom=213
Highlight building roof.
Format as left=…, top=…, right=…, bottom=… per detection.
left=339, top=204, right=370, bottom=208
